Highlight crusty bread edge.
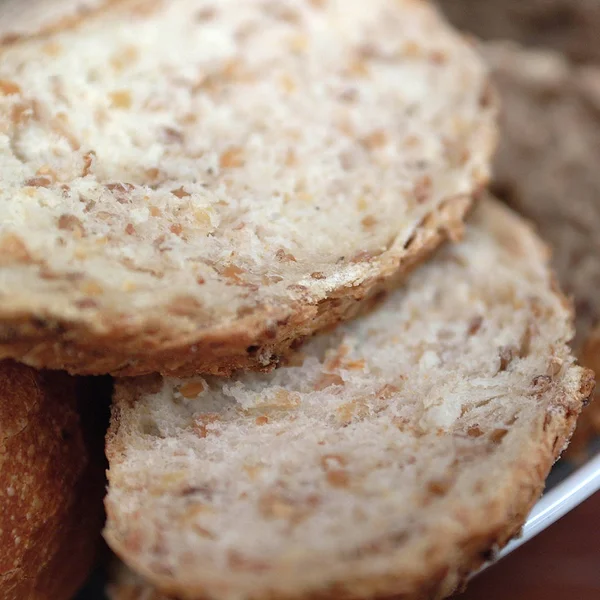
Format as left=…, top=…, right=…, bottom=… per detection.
left=0, top=362, right=107, bottom=599
left=0, top=192, right=482, bottom=377
left=104, top=365, right=595, bottom=600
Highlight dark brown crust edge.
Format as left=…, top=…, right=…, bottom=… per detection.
left=0, top=361, right=108, bottom=600
left=0, top=194, right=476, bottom=378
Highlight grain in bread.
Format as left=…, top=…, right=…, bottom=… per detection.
left=104, top=197, right=593, bottom=600
left=482, top=42, right=600, bottom=457
left=0, top=0, right=496, bottom=377
left=438, top=0, right=600, bottom=64
left=0, top=361, right=108, bottom=600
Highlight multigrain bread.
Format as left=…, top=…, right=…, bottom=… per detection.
left=0, top=361, right=108, bottom=600
left=438, top=0, right=600, bottom=64
left=482, top=43, right=600, bottom=456
left=0, top=0, right=496, bottom=377
left=104, top=198, right=594, bottom=600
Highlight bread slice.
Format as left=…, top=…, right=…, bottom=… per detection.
left=0, top=0, right=496, bottom=377
left=105, top=197, right=594, bottom=600
left=0, top=360, right=107, bottom=599
left=438, top=0, right=600, bottom=64
left=482, top=42, right=600, bottom=456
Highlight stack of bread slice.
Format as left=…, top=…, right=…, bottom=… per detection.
left=0, top=1, right=595, bottom=599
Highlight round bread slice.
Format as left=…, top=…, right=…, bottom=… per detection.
left=104, top=197, right=594, bottom=600
left=0, top=360, right=107, bottom=599
left=481, top=42, right=600, bottom=456
left=0, top=0, right=496, bottom=377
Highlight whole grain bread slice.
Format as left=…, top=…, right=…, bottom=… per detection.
left=481, top=42, right=600, bottom=456
left=105, top=197, right=594, bottom=600
left=0, top=0, right=496, bottom=377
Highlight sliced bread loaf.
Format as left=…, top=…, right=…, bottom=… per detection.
left=0, top=361, right=107, bottom=599
left=482, top=42, right=600, bottom=455
left=105, top=197, right=593, bottom=600
left=0, top=0, right=496, bottom=377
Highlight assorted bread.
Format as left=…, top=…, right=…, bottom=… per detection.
left=0, top=1, right=597, bottom=599
left=0, top=360, right=106, bottom=600
left=0, top=0, right=495, bottom=377
left=105, top=198, right=593, bottom=600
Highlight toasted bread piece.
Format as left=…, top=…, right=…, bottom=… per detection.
left=0, top=361, right=108, bottom=600
left=0, top=0, right=496, bottom=377
left=481, top=43, right=600, bottom=456
left=439, top=0, right=600, bottom=64
left=104, top=197, right=593, bottom=600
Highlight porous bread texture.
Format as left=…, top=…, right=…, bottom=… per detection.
left=0, top=360, right=106, bottom=600
left=482, top=42, right=600, bottom=455
left=438, top=0, right=600, bottom=64
left=105, top=198, right=594, bottom=600
left=0, top=0, right=496, bottom=377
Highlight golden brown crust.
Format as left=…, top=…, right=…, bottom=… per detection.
left=105, top=368, right=594, bottom=600
left=0, top=361, right=108, bottom=600
left=0, top=195, right=475, bottom=377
